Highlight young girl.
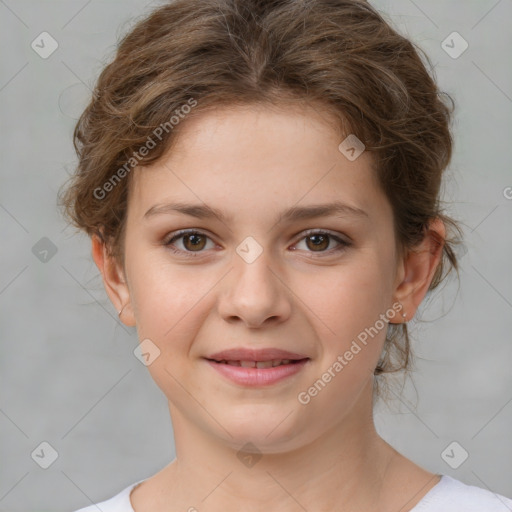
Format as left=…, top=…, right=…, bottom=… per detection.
left=60, top=0, right=512, bottom=510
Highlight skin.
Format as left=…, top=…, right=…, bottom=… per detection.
left=92, top=103, right=445, bottom=512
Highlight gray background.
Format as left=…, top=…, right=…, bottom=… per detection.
left=1, top=0, right=511, bottom=510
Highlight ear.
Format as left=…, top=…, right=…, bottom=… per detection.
left=91, top=234, right=136, bottom=327
left=390, top=217, right=445, bottom=324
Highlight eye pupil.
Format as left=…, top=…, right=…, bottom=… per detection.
left=184, top=234, right=206, bottom=251
left=306, top=234, right=329, bottom=251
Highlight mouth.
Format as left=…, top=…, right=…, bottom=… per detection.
left=205, top=358, right=309, bottom=368
left=203, top=357, right=311, bottom=386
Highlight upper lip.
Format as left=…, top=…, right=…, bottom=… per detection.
left=205, top=348, right=310, bottom=362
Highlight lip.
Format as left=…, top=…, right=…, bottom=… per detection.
left=205, top=358, right=310, bottom=387
left=206, top=347, right=309, bottom=362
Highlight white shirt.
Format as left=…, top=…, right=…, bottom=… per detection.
left=73, top=474, right=512, bottom=511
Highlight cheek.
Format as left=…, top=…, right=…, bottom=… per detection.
left=296, top=265, right=392, bottom=416
left=126, top=250, right=188, bottom=336
left=126, top=257, right=209, bottom=396
left=305, top=251, right=395, bottom=363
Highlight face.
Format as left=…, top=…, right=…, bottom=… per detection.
left=107, top=104, right=407, bottom=452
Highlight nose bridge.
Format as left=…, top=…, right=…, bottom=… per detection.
left=235, top=242, right=276, bottom=295
left=233, top=236, right=279, bottom=302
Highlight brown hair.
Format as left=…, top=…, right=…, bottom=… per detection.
left=58, top=0, right=463, bottom=393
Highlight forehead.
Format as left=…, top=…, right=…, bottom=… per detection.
left=127, top=103, right=387, bottom=226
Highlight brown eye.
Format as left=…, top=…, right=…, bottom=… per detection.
left=294, top=230, right=351, bottom=256
left=164, top=230, right=214, bottom=257
left=305, top=233, right=330, bottom=251
left=182, top=233, right=207, bottom=251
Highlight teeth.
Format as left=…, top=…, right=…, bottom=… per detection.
left=256, top=360, right=273, bottom=369
left=217, top=359, right=296, bottom=367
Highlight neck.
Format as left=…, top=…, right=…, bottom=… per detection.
left=158, top=381, right=398, bottom=512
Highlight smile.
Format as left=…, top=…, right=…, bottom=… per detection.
left=204, top=358, right=310, bottom=386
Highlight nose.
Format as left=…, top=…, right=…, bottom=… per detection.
left=217, top=246, right=292, bottom=329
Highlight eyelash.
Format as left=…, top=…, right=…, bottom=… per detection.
left=163, top=229, right=352, bottom=258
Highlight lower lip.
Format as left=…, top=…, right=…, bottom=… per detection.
left=205, top=359, right=310, bottom=386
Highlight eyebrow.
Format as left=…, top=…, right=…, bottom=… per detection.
left=143, top=201, right=368, bottom=224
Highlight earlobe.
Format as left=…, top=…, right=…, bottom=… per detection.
left=390, top=218, right=445, bottom=324
left=91, top=234, right=136, bottom=327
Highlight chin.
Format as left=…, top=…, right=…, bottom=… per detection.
left=215, top=410, right=308, bottom=452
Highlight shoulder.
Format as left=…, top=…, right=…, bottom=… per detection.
left=413, top=475, right=512, bottom=512
left=71, top=480, right=145, bottom=512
